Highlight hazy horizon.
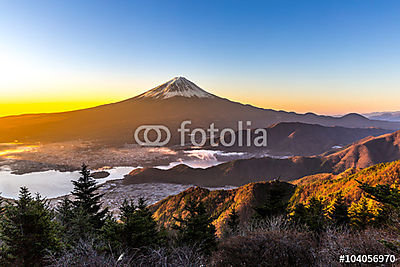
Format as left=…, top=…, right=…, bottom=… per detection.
left=0, top=79, right=397, bottom=119
left=1, top=1, right=400, bottom=116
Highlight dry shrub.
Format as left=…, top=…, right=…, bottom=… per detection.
left=242, top=215, right=292, bottom=234
left=46, top=239, right=206, bottom=267
left=211, top=225, right=398, bottom=267
left=316, top=228, right=396, bottom=267
left=137, top=246, right=206, bottom=267
left=210, top=229, right=316, bottom=267
left=45, top=239, right=129, bottom=267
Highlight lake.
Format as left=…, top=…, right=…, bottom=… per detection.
left=0, top=166, right=135, bottom=199
left=0, top=149, right=243, bottom=199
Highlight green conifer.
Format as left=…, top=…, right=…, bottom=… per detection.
left=227, top=207, right=240, bottom=234
left=173, top=200, right=217, bottom=255
left=330, top=194, right=350, bottom=226
left=71, top=164, right=108, bottom=230
left=0, top=187, right=61, bottom=266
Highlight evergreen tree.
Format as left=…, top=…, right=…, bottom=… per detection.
left=102, top=197, right=163, bottom=252
left=173, top=200, right=217, bottom=255
left=71, top=164, right=108, bottom=230
left=291, top=203, right=307, bottom=225
left=349, top=197, right=375, bottom=229
left=254, top=186, right=289, bottom=219
left=373, top=204, right=390, bottom=227
left=0, top=187, right=61, bottom=266
left=291, top=198, right=326, bottom=232
left=100, top=217, right=124, bottom=252
left=56, top=198, right=95, bottom=245
left=359, top=183, right=400, bottom=209
left=55, top=197, right=75, bottom=245
left=359, top=183, right=400, bottom=251
left=56, top=165, right=108, bottom=246
left=121, top=197, right=163, bottom=248
left=56, top=197, right=74, bottom=227
left=329, top=194, right=350, bottom=226
left=227, top=207, right=240, bottom=234
left=305, top=197, right=326, bottom=232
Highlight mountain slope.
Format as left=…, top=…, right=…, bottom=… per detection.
left=325, top=130, right=400, bottom=172
left=149, top=160, right=400, bottom=234
left=0, top=77, right=399, bottom=145
left=124, top=130, right=400, bottom=186
left=290, top=160, right=400, bottom=208
left=124, top=157, right=329, bottom=187
left=149, top=181, right=295, bottom=235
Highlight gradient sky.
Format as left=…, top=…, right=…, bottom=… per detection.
left=1, top=0, right=400, bottom=117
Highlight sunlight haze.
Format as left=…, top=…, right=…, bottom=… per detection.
left=1, top=0, right=399, bottom=116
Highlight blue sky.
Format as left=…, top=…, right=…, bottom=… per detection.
left=0, top=0, right=399, bottom=115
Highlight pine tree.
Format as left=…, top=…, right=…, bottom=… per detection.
left=100, top=217, right=124, bottom=252
left=254, top=186, right=289, bottom=219
left=305, top=197, right=326, bottom=232
left=120, top=197, right=163, bottom=248
left=56, top=197, right=95, bottom=245
left=291, top=198, right=326, bottom=232
left=291, top=203, right=307, bottom=225
left=71, top=164, right=108, bottom=230
left=0, top=187, right=61, bottom=266
left=349, top=197, right=375, bottom=229
left=359, top=183, right=400, bottom=251
left=359, top=183, right=400, bottom=209
left=56, top=197, right=74, bottom=227
left=55, top=197, right=74, bottom=245
left=330, top=194, right=350, bottom=226
left=227, top=207, right=240, bottom=234
left=102, top=197, right=163, bottom=252
left=359, top=183, right=400, bottom=226
left=173, top=200, right=217, bottom=255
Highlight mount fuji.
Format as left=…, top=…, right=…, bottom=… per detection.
left=136, top=77, right=217, bottom=99
left=0, top=77, right=399, bottom=145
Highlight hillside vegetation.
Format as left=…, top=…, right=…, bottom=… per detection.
left=290, top=160, right=400, bottom=208
left=150, top=181, right=295, bottom=235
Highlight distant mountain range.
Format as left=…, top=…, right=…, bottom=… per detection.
left=211, top=122, right=391, bottom=156
left=363, top=111, right=400, bottom=122
left=1, top=77, right=399, bottom=145
left=124, top=130, right=400, bottom=187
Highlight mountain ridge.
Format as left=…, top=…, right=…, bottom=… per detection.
left=124, top=129, right=400, bottom=187
left=211, top=121, right=391, bottom=155
left=149, top=180, right=295, bottom=235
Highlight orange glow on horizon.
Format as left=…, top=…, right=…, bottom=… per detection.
left=1, top=80, right=399, bottom=117
left=0, top=96, right=394, bottom=118
left=0, top=100, right=121, bottom=117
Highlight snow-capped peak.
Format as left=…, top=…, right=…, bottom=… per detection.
left=136, top=77, right=217, bottom=99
